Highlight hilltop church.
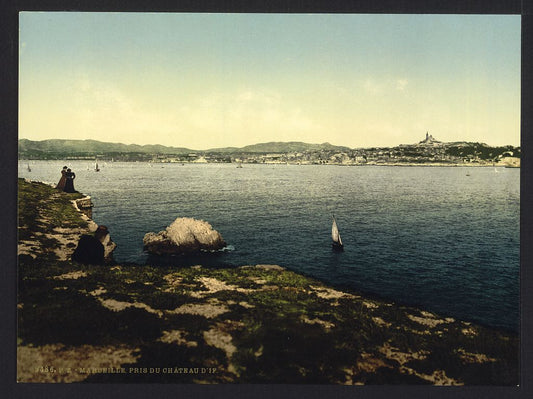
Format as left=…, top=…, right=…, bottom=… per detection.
left=419, top=132, right=441, bottom=145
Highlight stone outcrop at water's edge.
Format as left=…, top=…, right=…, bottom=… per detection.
left=17, top=179, right=116, bottom=263
left=143, top=217, right=227, bottom=255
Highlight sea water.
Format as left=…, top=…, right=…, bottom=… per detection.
left=18, top=161, right=520, bottom=331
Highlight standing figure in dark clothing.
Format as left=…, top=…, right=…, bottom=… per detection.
left=56, top=166, right=68, bottom=190
left=63, top=168, right=76, bottom=193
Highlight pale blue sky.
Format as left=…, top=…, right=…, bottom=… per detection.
left=19, top=13, right=521, bottom=149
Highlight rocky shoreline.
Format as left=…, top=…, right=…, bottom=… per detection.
left=17, top=179, right=519, bottom=384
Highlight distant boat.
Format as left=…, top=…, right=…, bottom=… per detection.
left=331, top=215, right=344, bottom=251
left=27, top=164, right=31, bottom=172
left=95, top=161, right=100, bottom=172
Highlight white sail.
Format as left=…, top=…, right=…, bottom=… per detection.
left=332, top=217, right=342, bottom=245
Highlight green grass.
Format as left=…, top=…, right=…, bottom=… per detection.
left=18, top=179, right=88, bottom=240
left=17, top=255, right=519, bottom=384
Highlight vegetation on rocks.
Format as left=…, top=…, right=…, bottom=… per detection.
left=17, top=179, right=519, bottom=384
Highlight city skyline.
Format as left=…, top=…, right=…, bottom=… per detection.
left=19, top=13, right=521, bottom=149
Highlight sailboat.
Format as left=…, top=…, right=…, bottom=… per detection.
left=331, top=215, right=343, bottom=251
left=27, top=163, right=31, bottom=172
left=95, top=159, right=100, bottom=172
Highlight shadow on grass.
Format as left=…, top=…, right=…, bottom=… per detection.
left=19, top=283, right=164, bottom=346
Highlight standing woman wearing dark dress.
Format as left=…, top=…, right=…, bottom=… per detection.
left=56, top=166, right=68, bottom=190
left=63, top=168, right=76, bottom=193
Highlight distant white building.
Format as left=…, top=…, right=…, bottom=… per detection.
left=192, top=156, right=208, bottom=163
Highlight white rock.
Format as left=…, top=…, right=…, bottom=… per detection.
left=143, top=217, right=226, bottom=255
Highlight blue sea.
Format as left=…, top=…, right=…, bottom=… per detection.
left=19, top=161, right=520, bottom=331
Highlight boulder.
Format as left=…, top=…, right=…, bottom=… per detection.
left=96, top=225, right=117, bottom=262
left=143, top=217, right=226, bottom=255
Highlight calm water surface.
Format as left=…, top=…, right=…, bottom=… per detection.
left=19, top=161, right=520, bottom=331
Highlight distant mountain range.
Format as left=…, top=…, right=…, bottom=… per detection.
left=18, top=139, right=193, bottom=155
left=209, top=141, right=351, bottom=153
left=18, top=139, right=351, bottom=155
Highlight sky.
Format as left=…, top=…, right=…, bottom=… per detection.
left=19, top=13, right=521, bottom=149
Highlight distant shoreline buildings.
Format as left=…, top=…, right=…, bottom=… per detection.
left=18, top=134, right=520, bottom=167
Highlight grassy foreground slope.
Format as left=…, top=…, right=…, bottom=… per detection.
left=17, top=179, right=519, bottom=384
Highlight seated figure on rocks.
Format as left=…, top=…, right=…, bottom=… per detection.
left=72, top=225, right=116, bottom=265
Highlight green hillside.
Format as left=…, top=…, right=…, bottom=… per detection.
left=237, top=141, right=350, bottom=153
left=18, top=139, right=193, bottom=157
left=19, top=139, right=351, bottom=158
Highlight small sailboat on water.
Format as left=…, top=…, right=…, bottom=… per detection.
left=27, top=163, right=31, bottom=172
left=95, top=159, right=100, bottom=172
left=331, top=215, right=343, bottom=251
